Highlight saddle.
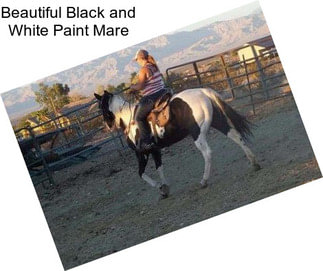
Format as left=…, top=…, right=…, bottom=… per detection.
left=147, top=91, right=172, bottom=127
left=127, top=91, right=172, bottom=138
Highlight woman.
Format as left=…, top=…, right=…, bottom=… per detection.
left=130, top=49, right=167, bottom=152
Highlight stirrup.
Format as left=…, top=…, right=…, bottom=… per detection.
left=139, top=141, right=156, bottom=152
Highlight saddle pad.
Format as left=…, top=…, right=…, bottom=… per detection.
left=156, top=105, right=170, bottom=127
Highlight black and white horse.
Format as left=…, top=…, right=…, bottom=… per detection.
left=94, top=87, right=260, bottom=198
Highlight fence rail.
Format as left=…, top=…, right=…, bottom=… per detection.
left=15, top=100, right=126, bottom=188
left=166, top=37, right=290, bottom=115
left=17, top=35, right=290, bottom=188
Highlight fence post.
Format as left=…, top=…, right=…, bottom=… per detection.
left=52, top=116, right=70, bottom=147
left=193, top=62, right=202, bottom=86
left=243, top=55, right=256, bottom=115
left=220, top=55, right=235, bottom=98
left=165, top=69, right=171, bottom=86
left=250, top=45, right=269, bottom=99
left=75, top=112, right=85, bottom=135
left=28, top=127, right=55, bottom=186
left=74, top=112, right=85, bottom=145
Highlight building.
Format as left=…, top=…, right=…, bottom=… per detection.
left=237, top=35, right=275, bottom=63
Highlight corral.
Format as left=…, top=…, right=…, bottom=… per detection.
left=16, top=35, right=322, bottom=269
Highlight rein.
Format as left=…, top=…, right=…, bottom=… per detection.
left=116, top=92, right=136, bottom=136
left=114, top=86, right=130, bottom=95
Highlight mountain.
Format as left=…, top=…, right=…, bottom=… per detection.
left=2, top=10, right=270, bottom=121
left=1, top=85, right=41, bottom=121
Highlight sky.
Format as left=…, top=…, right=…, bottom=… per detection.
left=176, top=1, right=261, bottom=32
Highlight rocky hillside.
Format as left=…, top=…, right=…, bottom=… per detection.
left=2, top=9, right=270, bottom=120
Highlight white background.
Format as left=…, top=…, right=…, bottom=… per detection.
left=0, top=0, right=322, bottom=270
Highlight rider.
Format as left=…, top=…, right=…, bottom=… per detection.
left=130, top=49, right=167, bottom=151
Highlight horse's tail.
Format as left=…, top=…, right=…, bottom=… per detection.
left=201, top=87, right=253, bottom=141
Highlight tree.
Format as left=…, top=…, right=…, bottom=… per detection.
left=95, top=82, right=129, bottom=95
left=130, top=72, right=138, bottom=84
left=106, top=84, right=116, bottom=92
left=96, top=84, right=105, bottom=95
left=116, top=82, right=126, bottom=91
left=106, top=82, right=128, bottom=93
left=96, top=84, right=119, bottom=94
left=16, top=108, right=50, bottom=130
left=69, top=93, right=87, bottom=102
left=35, top=83, right=70, bottom=116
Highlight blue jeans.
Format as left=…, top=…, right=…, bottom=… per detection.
left=135, top=89, right=166, bottom=142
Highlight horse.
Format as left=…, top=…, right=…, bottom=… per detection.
left=94, top=87, right=260, bottom=198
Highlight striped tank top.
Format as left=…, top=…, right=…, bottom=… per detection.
left=140, top=63, right=165, bottom=97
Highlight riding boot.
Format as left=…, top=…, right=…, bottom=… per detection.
left=137, top=119, right=156, bottom=151
left=140, top=140, right=156, bottom=152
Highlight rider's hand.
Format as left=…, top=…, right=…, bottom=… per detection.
left=128, top=86, right=136, bottom=94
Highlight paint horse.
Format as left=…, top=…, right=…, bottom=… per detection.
left=94, top=87, right=260, bottom=198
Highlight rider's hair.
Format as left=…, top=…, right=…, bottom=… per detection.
left=147, top=55, right=160, bottom=71
left=136, top=49, right=160, bottom=72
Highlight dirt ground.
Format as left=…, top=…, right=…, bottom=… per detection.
left=36, top=95, right=321, bottom=270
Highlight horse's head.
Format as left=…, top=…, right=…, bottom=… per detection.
left=94, top=91, right=116, bottom=129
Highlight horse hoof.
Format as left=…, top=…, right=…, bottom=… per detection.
left=200, top=181, right=208, bottom=189
left=159, top=184, right=170, bottom=199
left=253, top=163, right=261, bottom=171
left=159, top=194, right=169, bottom=200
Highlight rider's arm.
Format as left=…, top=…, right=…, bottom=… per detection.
left=130, top=67, right=148, bottom=91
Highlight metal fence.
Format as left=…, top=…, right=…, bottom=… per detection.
left=166, top=38, right=291, bottom=115
left=16, top=36, right=291, bottom=188
left=15, top=100, right=126, bottom=188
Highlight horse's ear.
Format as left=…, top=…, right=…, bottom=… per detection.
left=104, top=90, right=113, bottom=96
left=94, top=93, right=102, bottom=100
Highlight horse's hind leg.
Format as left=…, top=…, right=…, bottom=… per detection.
left=194, top=133, right=212, bottom=188
left=151, top=149, right=170, bottom=198
left=226, top=128, right=261, bottom=171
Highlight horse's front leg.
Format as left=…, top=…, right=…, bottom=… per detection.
left=136, top=152, right=159, bottom=188
left=152, top=149, right=170, bottom=198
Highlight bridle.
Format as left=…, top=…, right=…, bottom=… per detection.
left=119, top=95, right=135, bottom=136
left=101, top=88, right=136, bottom=135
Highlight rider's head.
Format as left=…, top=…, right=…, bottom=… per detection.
left=133, top=49, right=159, bottom=70
left=134, top=49, right=148, bottom=66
